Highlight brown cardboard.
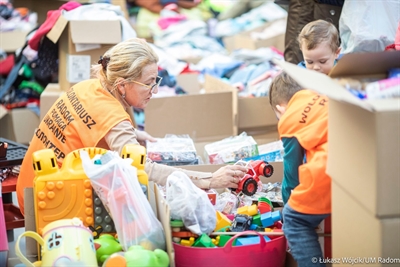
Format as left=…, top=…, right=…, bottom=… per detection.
left=275, top=51, right=400, bottom=218
left=39, top=83, right=64, bottom=121
left=0, top=106, right=39, bottom=144
left=223, top=19, right=286, bottom=53
left=332, top=182, right=400, bottom=265
left=0, top=30, right=30, bottom=52
left=238, top=96, right=278, bottom=133
left=47, top=16, right=121, bottom=91
left=145, top=75, right=238, bottom=142
left=175, top=73, right=201, bottom=94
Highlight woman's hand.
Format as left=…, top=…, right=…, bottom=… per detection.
left=136, top=130, right=157, bottom=146
left=209, top=164, right=248, bottom=189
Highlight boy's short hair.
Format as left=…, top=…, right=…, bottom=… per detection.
left=298, top=19, right=339, bottom=53
left=269, top=71, right=303, bottom=108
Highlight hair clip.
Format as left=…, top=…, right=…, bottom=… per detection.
left=98, top=56, right=110, bottom=71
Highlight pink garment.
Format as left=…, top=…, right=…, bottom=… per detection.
left=395, top=21, right=400, bottom=50
left=28, top=1, right=82, bottom=51
left=157, top=15, right=187, bottom=30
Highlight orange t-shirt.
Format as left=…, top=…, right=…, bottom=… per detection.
left=17, top=79, right=131, bottom=215
left=278, top=90, right=331, bottom=214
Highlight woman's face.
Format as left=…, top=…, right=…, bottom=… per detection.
left=123, top=63, right=159, bottom=109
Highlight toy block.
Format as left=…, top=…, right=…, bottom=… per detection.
left=225, top=213, right=235, bottom=221
left=193, top=234, right=215, bottom=248
left=180, top=237, right=195, bottom=246
left=258, top=202, right=272, bottom=214
left=249, top=224, right=258, bottom=230
left=212, top=236, right=219, bottom=246
left=260, top=211, right=281, bottom=228
left=214, top=211, right=232, bottom=232
left=252, top=214, right=262, bottom=226
left=217, top=235, right=232, bottom=247
left=235, top=236, right=271, bottom=246
left=171, top=231, right=198, bottom=238
left=237, top=204, right=258, bottom=216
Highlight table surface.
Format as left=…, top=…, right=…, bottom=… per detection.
left=2, top=175, right=17, bottom=194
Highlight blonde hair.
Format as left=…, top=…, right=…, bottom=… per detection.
left=92, top=38, right=159, bottom=93
left=269, top=72, right=303, bottom=108
left=298, top=19, right=339, bottom=52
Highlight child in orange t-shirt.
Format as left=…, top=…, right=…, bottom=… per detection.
left=270, top=71, right=331, bottom=267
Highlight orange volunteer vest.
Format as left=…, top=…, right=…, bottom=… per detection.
left=17, top=79, right=132, bottom=215
left=278, top=90, right=331, bottom=214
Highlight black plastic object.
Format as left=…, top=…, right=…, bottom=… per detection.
left=0, top=138, right=28, bottom=168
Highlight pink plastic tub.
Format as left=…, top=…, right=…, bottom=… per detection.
left=174, top=231, right=286, bottom=267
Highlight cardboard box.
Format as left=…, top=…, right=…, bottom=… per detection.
left=145, top=75, right=238, bottom=142
left=47, top=16, right=122, bottom=91
left=0, top=106, right=39, bottom=144
left=275, top=51, right=400, bottom=218
left=176, top=73, right=201, bottom=95
left=160, top=73, right=278, bottom=135
left=39, top=83, right=64, bottom=121
left=332, top=182, right=400, bottom=264
left=0, top=30, right=30, bottom=53
left=238, top=96, right=278, bottom=134
left=223, top=18, right=286, bottom=53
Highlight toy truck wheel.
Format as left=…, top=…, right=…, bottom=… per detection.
left=263, top=164, right=274, bottom=177
left=242, top=178, right=258, bottom=196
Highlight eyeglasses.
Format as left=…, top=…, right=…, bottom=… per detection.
left=127, top=76, right=163, bottom=93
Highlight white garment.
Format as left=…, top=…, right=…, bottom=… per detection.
left=62, top=3, right=136, bottom=41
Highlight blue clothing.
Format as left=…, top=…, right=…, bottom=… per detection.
left=283, top=204, right=330, bottom=267
left=281, top=137, right=305, bottom=204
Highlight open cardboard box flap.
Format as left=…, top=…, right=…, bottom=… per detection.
left=47, top=15, right=121, bottom=44
left=273, top=51, right=400, bottom=112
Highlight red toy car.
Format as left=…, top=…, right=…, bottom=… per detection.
left=233, top=160, right=274, bottom=196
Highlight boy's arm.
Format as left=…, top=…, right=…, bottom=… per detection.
left=281, top=137, right=305, bottom=204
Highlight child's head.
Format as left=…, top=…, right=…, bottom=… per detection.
left=298, top=19, right=341, bottom=75
left=269, top=71, right=303, bottom=120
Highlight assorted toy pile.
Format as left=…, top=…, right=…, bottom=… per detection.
left=14, top=145, right=169, bottom=267
left=158, top=159, right=284, bottom=252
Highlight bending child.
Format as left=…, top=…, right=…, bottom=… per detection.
left=270, top=72, right=331, bottom=267
left=298, top=19, right=341, bottom=75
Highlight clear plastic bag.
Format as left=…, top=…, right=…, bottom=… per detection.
left=339, top=1, right=400, bottom=53
left=80, top=150, right=166, bottom=251
left=166, top=171, right=216, bottom=235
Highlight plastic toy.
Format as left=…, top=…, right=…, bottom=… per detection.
left=236, top=235, right=270, bottom=246
left=260, top=211, right=281, bottom=228
left=121, top=144, right=149, bottom=198
left=32, top=147, right=108, bottom=235
left=180, top=237, right=195, bottom=246
left=232, top=160, right=274, bottom=196
left=102, top=245, right=169, bottom=267
left=15, top=218, right=97, bottom=267
left=231, top=214, right=253, bottom=232
left=214, top=211, right=232, bottom=232
left=216, top=235, right=232, bottom=247
left=33, top=144, right=151, bottom=238
left=94, top=234, right=123, bottom=265
left=237, top=204, right=258, bottom=216
left=192, top=234, right=215, bottom=248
